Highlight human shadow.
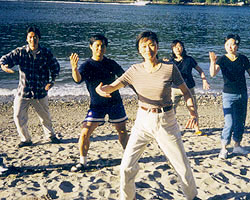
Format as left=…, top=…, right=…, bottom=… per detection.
left=182, top=127, right=223, bottom=137
left=2, top=155, right=172, bottom=178
left=90, top=134, right=118, bottom=142
left=2, top=158, right=123, bottom=177
left=31, top=137, right=79, bottom=146
left=207, top=192, right=250, bottom=200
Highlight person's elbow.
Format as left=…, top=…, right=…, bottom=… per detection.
left=72, top=77, right=82, bottom=84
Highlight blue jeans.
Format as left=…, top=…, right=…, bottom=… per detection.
left=221, top=92, right=248, bottom=146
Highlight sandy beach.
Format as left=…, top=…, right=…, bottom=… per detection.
left=0, top=95, right=250, bottom=200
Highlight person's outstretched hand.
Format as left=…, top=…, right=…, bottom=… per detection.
left=96, top=82, right=112, bottom=98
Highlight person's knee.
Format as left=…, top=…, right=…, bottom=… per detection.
left=80, top=129, right=91, bottom=141
left=120, top=163, right=139, bottom=178
left=80, top=122, right=98, bottom=140
left=120, top=165, right=131, bottom=176
left=14, top=113, right=27, bottom=126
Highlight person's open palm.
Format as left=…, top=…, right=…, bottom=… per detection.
left=70, top=53, right=79, bottom=70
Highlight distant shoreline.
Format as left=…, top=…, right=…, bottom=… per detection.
left=41, top=0, right=250, bottom=7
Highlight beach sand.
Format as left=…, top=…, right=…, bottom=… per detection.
left=0, top=95, right=250, bottom=200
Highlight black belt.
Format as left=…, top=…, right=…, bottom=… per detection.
left=140, top=105, right=172, bottom=113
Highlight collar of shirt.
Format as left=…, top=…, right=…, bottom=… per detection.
left=25, top=44, right=42, bottom=55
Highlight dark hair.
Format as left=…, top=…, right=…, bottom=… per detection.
left=171, top=40, right=187, bottom=58
left=26, top=26, right=41, bottom=39
left=224, top=34, right=240, bottom=46
left=89, top=34, right=108, bottom=47
left=136, top=31, right=159, bottom=52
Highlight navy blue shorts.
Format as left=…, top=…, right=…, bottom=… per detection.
left=84, top=103, right=128, bottom=125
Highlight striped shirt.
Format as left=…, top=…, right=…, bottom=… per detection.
left=0, top=45, right=60, bottom=99
left=118, top=62, right=184, bottom=108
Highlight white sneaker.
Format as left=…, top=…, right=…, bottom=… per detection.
left=0, top=165, right=8, bottom=174
left=218, top=149, right=228, bottom=159
left=233, top=146, right=249, bottom=155
left=71, top=163, right=85, bottom=172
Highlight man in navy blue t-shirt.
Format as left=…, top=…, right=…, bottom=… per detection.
left=70, top=34, right=129, bottom=171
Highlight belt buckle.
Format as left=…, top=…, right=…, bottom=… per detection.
left=151, top=108, right=157, bottom=113
left=152, top=108, right=161, bottom=113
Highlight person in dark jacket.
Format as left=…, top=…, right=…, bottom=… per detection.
left=0, top=26, right=60, bottom=148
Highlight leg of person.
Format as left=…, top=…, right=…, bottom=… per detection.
left=155, top=109, right=197, bottom=200
left=79, top=121, right=99, bottom=158
left=71, top=107, right=105, bottom=172
left=232, top=93, right=249, bottom=155
left=189, top=88, right=202, bottom=135
left=13, top=95, right=32, bottom=147
left=71, top=121, right=99, bottom=172
left=219, top=92, right=234, bottom=159
left=115, top=121, right=129, bottom=150
left=120, top=108, right=153, bottom=200
left=108, top=103, right=129, bottom=150
left=171, top=87, right=183, bottom=113
left=31, top=96, right=58, bottom=142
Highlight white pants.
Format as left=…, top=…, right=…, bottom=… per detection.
left=120, top=108, right=197, bottom=200
left=13, top=95, right=55, bottom=142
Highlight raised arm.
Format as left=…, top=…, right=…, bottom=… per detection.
left=96, top=79, right=124, bottom=98
left=195, top=65, right=210, bottom=90
left=178, top=83, right=198, bottom=129
left=70, top=53, right=82, bottom=83
left=209, top=52, right=220, bottom=77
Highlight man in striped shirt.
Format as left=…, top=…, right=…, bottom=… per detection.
left=0, top=26, right=60, bottom=148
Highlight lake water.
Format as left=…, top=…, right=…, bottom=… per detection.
left=0, top=0, right=250, bottom=100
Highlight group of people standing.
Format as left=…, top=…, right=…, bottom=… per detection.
left=0, top=26, right=249, bottom=200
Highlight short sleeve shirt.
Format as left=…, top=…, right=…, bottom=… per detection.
left=171, top=55, right=197, bottom=89
left=78, top=57, right=124, bottom=108
left=216, top=54, right=250, bottom=94
left=117, top=62, right=184, bottom=108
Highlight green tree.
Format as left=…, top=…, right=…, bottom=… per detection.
left=172, top=0, right=181, bottom=3
left=205, top=0, right=213, bottom=3
left=219, top=0, right=226, bottom=4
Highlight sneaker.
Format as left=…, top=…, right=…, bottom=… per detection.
left=218, top=149, right=228, bottom=159
left=71, top=163, right=85, bottom=172
left=195, top=131, right=207, bottom=136
left=18, top=141, right=32, bottom=148
left=0, top=165, right=8, bottom=174
left=233, top=146, right=249, bottom=155
left=49, top=136, right=60, bottom=144
left=195, top=131, right=202, bottom=135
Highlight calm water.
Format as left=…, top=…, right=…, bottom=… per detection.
left=0, top=1, right=250, bottom=99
